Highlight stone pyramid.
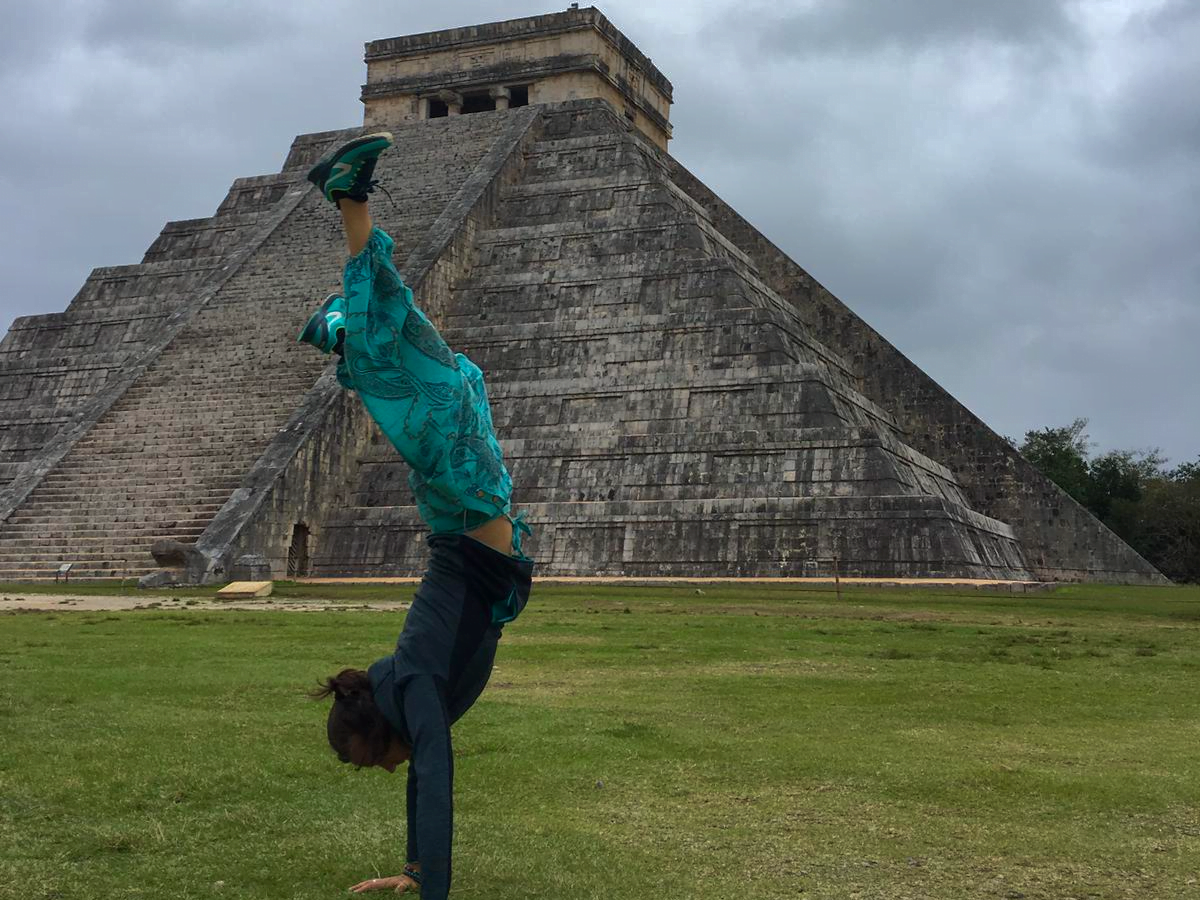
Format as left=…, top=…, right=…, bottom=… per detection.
left=0, top=9, right=1164, bottom=584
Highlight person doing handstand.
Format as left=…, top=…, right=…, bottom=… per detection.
left=298, top=132, right=534, bottom=898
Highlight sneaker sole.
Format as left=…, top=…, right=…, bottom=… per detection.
left=306, top=132, right=394, bottom=192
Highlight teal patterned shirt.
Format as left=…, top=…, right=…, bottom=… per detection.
left=335, top=227, right=521, bottom=539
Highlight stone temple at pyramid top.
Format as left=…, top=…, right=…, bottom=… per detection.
left=361, top=6, right=674, bottom=149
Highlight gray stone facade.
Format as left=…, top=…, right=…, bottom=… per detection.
left=0, top=38, right=1166, bottom=584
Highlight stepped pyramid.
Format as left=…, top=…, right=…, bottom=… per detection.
left=0, top=8, right=1165, bottom=584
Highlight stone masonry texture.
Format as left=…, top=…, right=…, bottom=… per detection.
left=0, top=98, right=1165, bottom=583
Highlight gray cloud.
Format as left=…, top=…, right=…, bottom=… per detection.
left=715, top=0, right=1074, bottom=56
left=83, top=0, right=292, bottom=58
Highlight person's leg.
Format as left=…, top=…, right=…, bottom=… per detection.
left=445, top=631, right=499, bottom=725
left=339, top=197, right=373, bottom=258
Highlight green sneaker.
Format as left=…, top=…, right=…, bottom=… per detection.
left=307, top=131, right=394, bottom=205
left=297, top=293, right=348, bottom=355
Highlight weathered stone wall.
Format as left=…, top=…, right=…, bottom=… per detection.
left=664, top=156, right=1166, bottom=583
left=317, top=101, right=1031, bottom=580
left=320, top=495, right=1026, bottom=580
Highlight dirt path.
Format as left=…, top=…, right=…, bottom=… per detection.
left=0, top=593, right=412, bottom=613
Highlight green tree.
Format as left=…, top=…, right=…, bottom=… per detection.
left=1085, top=448, right=1165, bottom=525
left=1019, top=418, right=1092, bottom=505
left=1133, top=474, right=1200, bottom=583
left=1168, top=457, right=1200, bottom=483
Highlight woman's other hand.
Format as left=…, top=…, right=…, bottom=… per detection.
left=348, top=872, right=419, bottom=893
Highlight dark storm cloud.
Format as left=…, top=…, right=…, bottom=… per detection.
left=0, top=0, right=1197, bottom=461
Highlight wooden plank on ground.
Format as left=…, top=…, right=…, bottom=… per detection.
left=218, top=581, right=273, bottom=599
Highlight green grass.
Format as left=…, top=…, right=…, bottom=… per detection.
left=2, top=584, right=1199, bottom=900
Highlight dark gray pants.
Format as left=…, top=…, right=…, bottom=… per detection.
left=388, top=532, right=535, bottom=900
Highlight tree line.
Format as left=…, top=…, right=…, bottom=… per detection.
left=1016, top=419, right=1198, bottom=583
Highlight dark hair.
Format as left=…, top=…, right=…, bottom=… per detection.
left=310, top=668, right=392, bottom=766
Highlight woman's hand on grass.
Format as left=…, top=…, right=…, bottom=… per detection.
left=348, top=873, right=419, bottom=893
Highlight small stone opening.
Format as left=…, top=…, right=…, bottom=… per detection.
left=428, top=99, right=449, bottom=118
left=509, top=85, right=530, bottom=108
left=462, top=92, right=496, bottom=114
left=287, top=523, right=311, bottom=578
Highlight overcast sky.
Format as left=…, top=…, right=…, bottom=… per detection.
left=0, top=0, right=1196, bottom=462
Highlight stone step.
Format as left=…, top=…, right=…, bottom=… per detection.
left=355, top=432, right=964, bottom=504
left=480, top=361, right=899, bottom=423
left=7, top=511, right=222, bottom=532
left=37, top=468, right=249, bottom=481
left=214, top=173, right=299, bottom=217
left=111, top=389, right=314, bottom=403
left=36, top=471, right=243, bottom=487
left=315, top=492, right=1028, bottom=581
left=3, top=502, right=217, bottom=517
left=38, top=469, right=244, bottom=482
left=0, top=532, right=202, bottom=553
left=362, top=478, right=963, bottom=508
left=0, top=526, right=204, bottom=544
left=142, top=218, right=265, bottom=265
left=500, top=171, right=658, bottom=200
left=0, top=562, right=158, bottom=575
left=27, top=487, right=232, bottom=502
left=66, top=439, right=278, bottom=452
left=0, top=548, right=172, bottom=564
left=6, top=505, right=221, bottom=520
left=38, top=453, right=254, bottom=466
left=0, top=524, right=211, bottom=540
left=470, top=225, right=708, bottom=273
left=113, top=382, right=316, bottom=392
left=72, top=428, right=284, bottom=441
left=0, top=540, right=202, bottom=555
left=445, top=308, right=857, bottom=382
left=0, top=549, right=197, bottom=568
left=82, top=402, right=304, bottom=414
left=495, top=426, right=958, bottom=480
left=454, top=256, right=735, bottom=293
left=5, top=508, right=222, bottom=526
left=0, top=568, right=158, bottom=581
left=0, top=540, right=181, bottom=555
left=73, top=426, right=299, bottom=441
left=482, top=382, right=896, bottom=441
left=469, top=349, right=800, bottom=386
left=480, top=201, right=697, bottom=244
left=0, top=539, right=208, bottom=555
left=0, top=517, right=210, bottom=533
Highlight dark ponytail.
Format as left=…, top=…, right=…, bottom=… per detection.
left=310, top=668, right=392, bottom=766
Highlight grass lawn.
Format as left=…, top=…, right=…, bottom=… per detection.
left=2, top=583, right=1199, bottom=900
